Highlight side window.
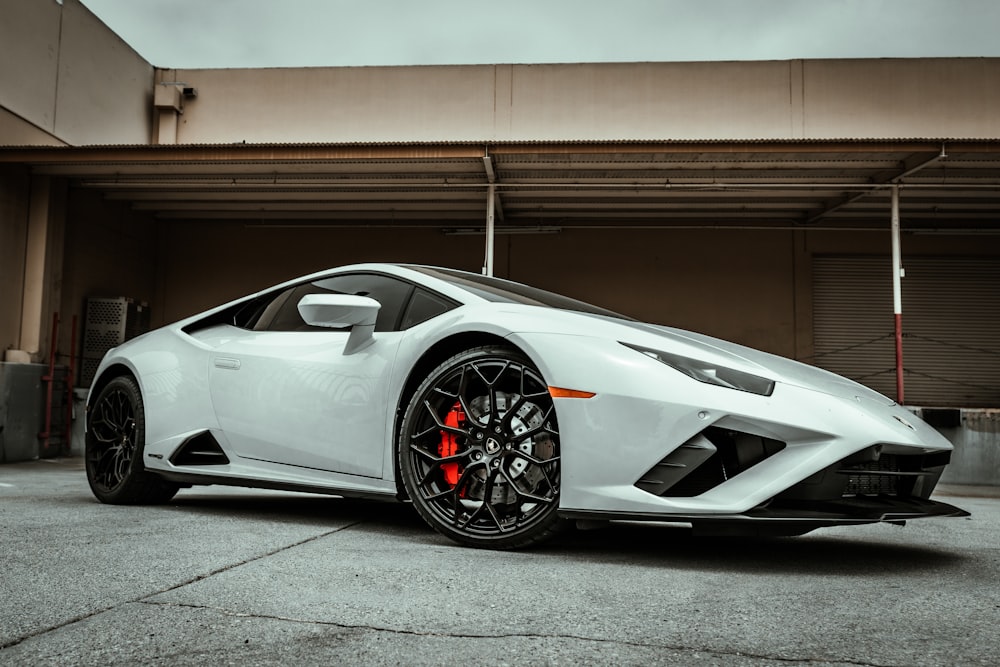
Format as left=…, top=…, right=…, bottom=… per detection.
left=249, top=273, right=454, bottom=333
left=253, top=283, right=334, bottom=332
left=401, top=288, right=456, bottom=329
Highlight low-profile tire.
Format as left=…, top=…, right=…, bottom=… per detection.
left=85, top=375, right=179, bottom=505
left=399, top=345, right=563, bottom=549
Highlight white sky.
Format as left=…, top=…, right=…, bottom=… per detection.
left=79, top=0, right=1000, bottom=69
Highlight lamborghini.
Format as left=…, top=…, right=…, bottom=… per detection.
left=85, top=263, right=968, bottom=548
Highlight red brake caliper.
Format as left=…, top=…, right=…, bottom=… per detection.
left=439, top=401, right=465, bottom=488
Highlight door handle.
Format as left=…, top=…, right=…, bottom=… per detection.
left=213, top=357, right=241, bottom=370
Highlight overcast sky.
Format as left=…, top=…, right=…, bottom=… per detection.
left=79, top=0, right=1000, bottom=69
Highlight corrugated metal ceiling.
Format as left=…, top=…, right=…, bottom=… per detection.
left=3, top=139, right=999, bottom=229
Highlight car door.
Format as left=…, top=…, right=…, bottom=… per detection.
left=206, top=273, right=415, bottom=478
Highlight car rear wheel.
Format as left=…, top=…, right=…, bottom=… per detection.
left=86, top=375, right=179, bottom=504
left=399, top=346, right=563, bottom=549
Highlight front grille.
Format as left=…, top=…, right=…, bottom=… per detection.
left=843, top=456, right=901, bottom=496
left=776, top=446, right=952, bottom=503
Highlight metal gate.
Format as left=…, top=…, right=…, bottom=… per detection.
left=812, top=256, right=1000, bottom=407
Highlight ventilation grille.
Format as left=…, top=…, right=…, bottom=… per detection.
left=776, top=447, right=952, bottom=503
left=636, top=427, right=786, bottom=498
left=838, top=450, right=950, bottom=498
left=170, top=432, right=230, bottom=466
left=80, top=297, right=150, bottom=387
left=842, top=457, right=902, bottom=496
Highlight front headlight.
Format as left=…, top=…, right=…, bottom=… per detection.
left=621, top=342, right=775, bottom=396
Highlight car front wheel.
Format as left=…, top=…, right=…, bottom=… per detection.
left=399, top=346, right=563, bottom=549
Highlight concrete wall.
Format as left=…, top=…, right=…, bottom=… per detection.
left=0, top=108, right=65, bottom=147
left=164, top=58, right=1000, bottom=144
left=935, top=410, right=1000, bottom=487
left=0, top=0, right=153, bottom=146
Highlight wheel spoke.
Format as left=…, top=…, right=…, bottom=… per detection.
left=422, top=486, right=456, bottom=502
left=458, top=501, right=486, bottom=530
left=513, top=410, right=559, bottom=440
left=512, top=451, right=560, bottom=467
left=500, top=394, right=527, bottom=431
left=409, top=443, right=466, bottom=465
left=483, top=499, right=509, bottom=533
left=422, top=400, right=468, bottom=438
left=499, top=467, right=555, bottom=504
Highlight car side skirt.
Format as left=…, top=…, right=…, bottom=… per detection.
left=154, top=470, right=400, bottom=502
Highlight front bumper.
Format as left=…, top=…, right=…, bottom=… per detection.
left=511, top=332, right=964, bottom=523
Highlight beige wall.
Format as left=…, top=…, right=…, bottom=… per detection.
left=0, top=108, right=66, bottom=146
left=802, top=59, right=1000, bottom=139
left=0, top=0, right=153, bottom=146
left=166, top=58, right=1000, bottom=144
left=0, top=0, right=62, bottom=139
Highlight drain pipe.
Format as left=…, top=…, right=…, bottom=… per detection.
left=891, top=185, right=905, bottom=404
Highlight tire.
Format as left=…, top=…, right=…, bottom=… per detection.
left=85, top=375, right=179, bottom=504
left=399, top=345, right=563, bottom=549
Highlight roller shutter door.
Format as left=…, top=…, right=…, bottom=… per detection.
left=812, top=256, right=1000, bottom=407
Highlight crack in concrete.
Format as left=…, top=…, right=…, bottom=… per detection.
left=142, top=521, right=363, bottom=599
left=0, top=522, right=360, bottom=651
left=137, top=599, right=891, bottom=667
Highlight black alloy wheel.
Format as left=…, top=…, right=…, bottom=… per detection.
left=85, top=375, right=178, bottom=504
left=399, top=346, right=563, bottom=549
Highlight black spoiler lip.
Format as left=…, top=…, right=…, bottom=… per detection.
left=559, top=497, right=970, bottom=525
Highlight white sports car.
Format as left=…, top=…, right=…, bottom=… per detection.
left=86, top=263, right=968, bottom=549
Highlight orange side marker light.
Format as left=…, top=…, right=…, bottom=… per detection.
left=548, top=386, right=596, bottom=399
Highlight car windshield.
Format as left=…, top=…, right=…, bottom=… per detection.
left=405, top=266, right=633, bottom=321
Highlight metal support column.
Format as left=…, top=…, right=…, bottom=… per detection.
left=890, top=185, right=905, bottom=404
left=483, top=182, right=496, bottom=277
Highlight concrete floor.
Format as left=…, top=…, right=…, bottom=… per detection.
left=1, top=458, right=997, bottom=666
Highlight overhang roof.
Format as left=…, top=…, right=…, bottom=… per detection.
left=4, top=139, right=1000, bottom=231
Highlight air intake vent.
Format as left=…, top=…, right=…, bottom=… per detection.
left=636, top=427, right=786, bottom=497
left=776, top=446, right=952, bottom=503
left=170, top=432, right=230, bottom=466
left=838, top=449, right=950, bottom=498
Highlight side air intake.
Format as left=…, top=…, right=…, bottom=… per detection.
left=169, top=431, right=230, bottom=466
left=635, top=427, right=786, bottom=497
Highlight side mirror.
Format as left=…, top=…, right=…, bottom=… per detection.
left=297, top=293, right=380, bottom=328
left=297, top=294, right=381, bottom=353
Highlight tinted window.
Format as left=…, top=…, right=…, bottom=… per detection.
left=255, top=273, right=416, bottom=332
left=254, top=284, right=327, bottom=331
left=405, top=266, right=632, bottom=321
left=316, top=274, right=414, bottom=331
left=401, top=288, right=456, bottom=329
